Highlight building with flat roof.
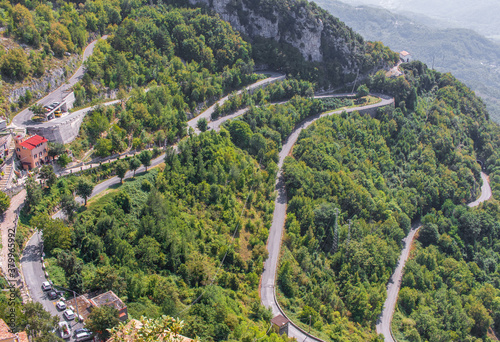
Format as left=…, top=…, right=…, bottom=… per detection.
left=65, top=290, right=128, bottom=322
left=90, top=290, right=128, bottom=322
left=14, top=134, right=49, bottom=170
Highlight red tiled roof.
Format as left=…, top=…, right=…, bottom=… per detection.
left=0, top=318, right=15, bottom=339
left=20, top=135, right=47, bottom=150
left=17, top=331, right=29, bottom=342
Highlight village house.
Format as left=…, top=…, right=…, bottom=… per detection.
left=0, top=319, right=29, bottom=342
left=65, top=290, right=128, bottom=322
left=400, top=50, right=412, bottom=62
left=14, top=134, right=49, bottom=170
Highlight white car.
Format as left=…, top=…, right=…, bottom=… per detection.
left=58, top=321, right=71, bottom=339
left=63, top=309, right=75, bottom=320
left=56, top=301, right=66, bottom=310
left=75, top=331, right=93, bottom=341
left=41, top=281, right=51, bottom=291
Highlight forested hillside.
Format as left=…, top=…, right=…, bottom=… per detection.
left=314, top=0, right=500, bottom=122
left=277, top=60, right=500, bottom=340
left=4, top=0, right=500, bottom=341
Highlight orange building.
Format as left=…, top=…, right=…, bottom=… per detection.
left=14, top=134, right=49, bottom=170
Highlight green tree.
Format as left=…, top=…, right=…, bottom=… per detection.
left=39, top=165, right=56, bottom=188
left=197, top=118, right=208, bottom=132
left=30, top=103, right=45, bottom=116
left=228, top=120, right=252, bottom=148
left=418, top=223, right=439, bottom=247
left=57, top=154, right=72, bottom=168
left=0, top=191, right=10, bottom=215
left=23, top=302, right=63, bottom=341
left=76, top=178, right=94, bottom=206
left=129, top=157, right=141, bottom=177
left=115, top=160, right=128, bottom=183
left=0, top=48, right=30, bottom=80
left=60, top=194, right=78, bottom=221
left=139, top=150, right=152, bottom=171
left=95, top=138, right=112, bottom=157
left=356, top=84, right=370, bottom=98
left=87, top=306, right=120, bottom=341
left=31, top=214, right=71, bottom=253
left=108, top=316, right=189, bottom=342
left=25, top=177, right=42, bottom=213
left=48, top=142, right=66, bottom=159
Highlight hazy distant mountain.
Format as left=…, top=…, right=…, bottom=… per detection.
left=314, top=0, right=500, bottom=122
left=331, top=0, right=500, bottom=40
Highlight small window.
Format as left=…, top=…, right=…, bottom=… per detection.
left=16, top=148, right=20, bottom=152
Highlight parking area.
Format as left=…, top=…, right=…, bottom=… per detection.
left=21, top=232, right=93, bottom=341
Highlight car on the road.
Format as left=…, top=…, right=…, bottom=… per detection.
left=63, top=309, right=75, bottom=320
left=75, top=331, right=93, bottom=341
left=41, top=281, right=52, bottom=291
left=56, top=301, right=66, bottom=310
left=58, top=321, right=71, bottom=339
left=48, top=290, right=58, bottom=300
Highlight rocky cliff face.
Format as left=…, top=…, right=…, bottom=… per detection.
left=188, top=0, right=365, bottom=73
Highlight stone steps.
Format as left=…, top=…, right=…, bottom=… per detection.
left=0, top=141, right=15, bottom=190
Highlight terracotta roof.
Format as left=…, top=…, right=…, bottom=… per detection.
left=400, top=50, right=410, bottom=56
left=271, top=315, right=290, bottom=327
left=17, top=331, right=29, bottom=342
left=0, top=319, right=15, bottom=340
left=19, top=135, right=47, bottom=150
left=0, top=319, right=27, bottom=341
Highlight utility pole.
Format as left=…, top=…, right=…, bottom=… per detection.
left=309, top=315, right=311, bottom=333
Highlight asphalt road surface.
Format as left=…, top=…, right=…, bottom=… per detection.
left=21, top=232, right=85, bottom=341
left=11, top=36, right=107, bottom=129
left=188, top=72, right=286, bottom=132
left=376, top=171, right=491, bottom=342
left=20, top=68, right=393, bottom=341
left=260, top=95, right=395, bottom=342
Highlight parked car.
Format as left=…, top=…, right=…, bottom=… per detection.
left=41, top=281, right=51, bottom=291
left=75, top=331, right=93, bottom=341
left=56, top=301, right=66, bottom=310
left=58, top=321, right=71, bottom=339
left=74, top=328, right=90, bottom=336
left=48, top=290, right=58, bottom=300
left=63, top=309, right=75, bottom=320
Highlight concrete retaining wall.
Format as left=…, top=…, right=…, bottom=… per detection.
left=27, top=110, right=86, bottom=144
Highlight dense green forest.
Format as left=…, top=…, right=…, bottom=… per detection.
left=393, top=201, right=500, bottom=341
left=274, top=60, right=498, bottom=340
left=24, top=132, right=295, bottom=342
left=5, top=0, right=500, bottom=340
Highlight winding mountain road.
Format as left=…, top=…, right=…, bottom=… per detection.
left=260, top=94, right=395, bottom=342
left=376, top=171, right=492, bottom=342
left=11, top=36, right=107, bottom=129
left=18, top=68, right=396, bottom=340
